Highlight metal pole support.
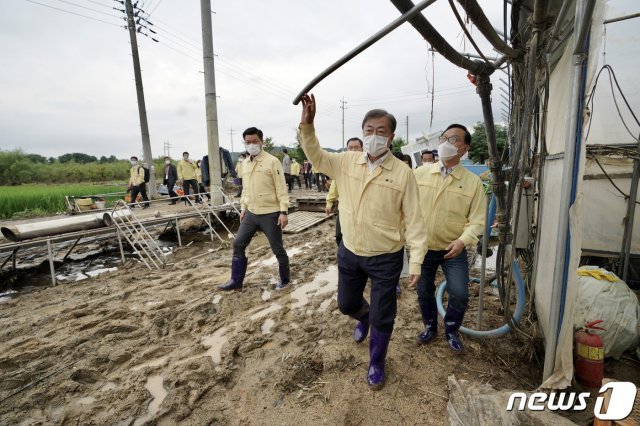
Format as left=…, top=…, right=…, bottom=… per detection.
left=46, top=239, right=56, bottom=286
left=116, top=231, right=126, bottom=264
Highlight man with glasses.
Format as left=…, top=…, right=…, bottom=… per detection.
left=219, top=127, right=291, bottom=291
left=413, top=124, right=485, bottom=353
left=299, top=94, right=427, bottom=390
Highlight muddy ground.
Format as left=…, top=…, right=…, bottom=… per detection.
left=0, top=211, right=548, bottom=425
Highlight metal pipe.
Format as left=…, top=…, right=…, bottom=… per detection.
left=389, top=0, right=483, bottom=75
left=604, top=12, right=640, bottom=25
left=477, top=193, right=491, bottom=329
left=292, top=0, right=440, bottom=104
left=176, top=218, right=182, bottom=247
left=546, top=0, right=572, bottom=54
left=620, top=141, right=640, bottom=281
left=62, top=237, right=82, bottom=261
left=543, top=0, right=594, bottom=382
left=574, top=0, right=597, bottom=55
left=454, top=0, right=521, bottom=58
left=46, top=239, right=56, bottom=286
left=116, top=231, right=125, bottom=264
left=1, top=213, right=108, bottom=242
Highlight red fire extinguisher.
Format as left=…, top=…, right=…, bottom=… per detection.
left=574, top=320, right=606, bottom=388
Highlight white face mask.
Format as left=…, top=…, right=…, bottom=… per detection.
left=363, top=135, right=389, bottom=157
left=183, top=156, right=189, bottom=161
left=246, top=144, right=261, bottom=156
left=131, top=160, right=138, bottom=166
left=437, top=141, right=458, bottom=161
left=165, top=160, right=170, bottom=165
left=423, top=160, right=434, bottom=165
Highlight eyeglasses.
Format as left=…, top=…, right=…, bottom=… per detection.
left=439, top=135, right=460, bottom=144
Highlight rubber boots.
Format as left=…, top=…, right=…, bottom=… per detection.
left=218, top=255, right=247, bottom=291
left=368, top=327, right=391, bottom=390
left=352, top=303, right=370, bottom=343
left=417, top=299, right=438, bottom=345
left=444, top=304, right=465, bottom=353
left=275, top=259, right=290, bottom=290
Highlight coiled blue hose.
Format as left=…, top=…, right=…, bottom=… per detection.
left=435, top=260, right=525, bottom=337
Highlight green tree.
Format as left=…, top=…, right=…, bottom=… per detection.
left=468, top=121, right=508, bottom=164
left=391, top=137, right=406, bottom=155
left=262, top=137, right=275, bottom=153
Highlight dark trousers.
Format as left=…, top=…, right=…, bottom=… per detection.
left=285, top=173, right=293, bottom=192
left=337, top=242, right=403, bottom=333
left=417, top=249, right=469, bottom=322
left=233, top=211, right=288, bottom=265
left=293, top=175, right=302, bottom=189
left=316, top=173, right=327, bottom=192
left=199, top=183, right=211, bottom=200
left=236, top=178, right=243, bottom=196
left=335, top=212, right=342, bottom=246
left=130, top=184, right=149, bottom=207
left=303, top=174, right=313, bottom=189
left=166, top=181, right=178, bottom=202
left=183, top=179, right=200, bottom=202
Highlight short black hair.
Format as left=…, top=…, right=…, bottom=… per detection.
left=242, top=127, right=263, bottom=140
left=182, top=151, right=189, bottom=156
left=239, top=153, right=246, bottom=158
left=362, top=109, right=397, bottom=132
left=401, top=154, right=412, bottom=168
left=432, top=149, right=439, bottom=158
left=346, top=137, right=363, bottom=147
left=282, top=148, right=288, bottom=154
left=421, top=151, right=434, bottom=159
left=444, top=123, right=472, bottom=145
left=130, top=156, right=138, bottom=161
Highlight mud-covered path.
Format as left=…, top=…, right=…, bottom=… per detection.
left=0, top=219, right=540, bottom=425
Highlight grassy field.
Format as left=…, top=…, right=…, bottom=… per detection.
left=0, top=184, right=127, bottom=220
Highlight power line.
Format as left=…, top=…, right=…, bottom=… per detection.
left=24, top=0, right=122, bottom=26
left=147, top=0, right=163, bottom=16
left=49, top=0, right=116, bottom=17
left=77, top=0, right=113, bottom=9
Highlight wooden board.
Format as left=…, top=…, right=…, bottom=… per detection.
left=284, top=211, right=333, bottom=234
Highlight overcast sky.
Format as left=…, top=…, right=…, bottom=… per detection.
left=1, top=0, right=636, bottom=160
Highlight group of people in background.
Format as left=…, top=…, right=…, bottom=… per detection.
left=219, top=93, right=485, bottom=393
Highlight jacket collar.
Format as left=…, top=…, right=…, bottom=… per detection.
left=356, top=150, right=394, bottom=170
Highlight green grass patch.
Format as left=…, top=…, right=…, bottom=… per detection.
left=0, top=184, right=127, bottom=220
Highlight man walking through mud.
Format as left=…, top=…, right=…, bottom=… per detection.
left=413, top=124, right=485, bottom=353
left=219, top=127, right=291, bottom=292
left=298, top=94, right=427, bottom=390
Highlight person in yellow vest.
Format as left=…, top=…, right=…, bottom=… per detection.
left=413, top=124, right=485, bottom=353
left=290, top=157, right=302, bottom=189
left=127, top=156, right=149, bottom=209
left=177, top=151, right=201, bottom=204
left=219, top=127, right=290, bottom=291
left=299, top=93, right=427, bottom=390
left=235, top=153, right=247, bottom=197
left=325, top=137, right=363, bottom=245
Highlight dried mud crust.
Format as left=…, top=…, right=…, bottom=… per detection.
left=0, top=219, right=541, bottom=425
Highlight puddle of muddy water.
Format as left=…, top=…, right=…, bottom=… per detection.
left=257, top=247, right=303, bottom=267
left=201, top=327, right=229, bottom=364
left=261, top=318, right=275, bottom=334
left=290, top=265, right=338, bottom=310
left=130, top=355, right=170, bottom=371
left=134, top=375, right=167, bottom=426
left=249, top=303, right=282, bottom=320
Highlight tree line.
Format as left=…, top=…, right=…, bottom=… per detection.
left=0, top=150, right=132, bottom=185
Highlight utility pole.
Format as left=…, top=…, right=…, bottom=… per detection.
left=124, top=0, right=158, bottom=198
left=405, top=115, right=409, bottom=144
left=340, top=97, right=347, bottom=150
left=229, top=127, right=235, bottom=155
left=163, top=141, right=171, bottom=157
left=200, top=0, right=222, bottom=205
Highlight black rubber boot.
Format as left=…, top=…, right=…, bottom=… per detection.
left=219, top=255, right=248, bottom=291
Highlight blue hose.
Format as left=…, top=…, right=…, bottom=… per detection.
left=436, top=260, right=525, bottom=338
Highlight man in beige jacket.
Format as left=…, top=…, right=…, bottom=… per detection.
left=219, top=127, right=290, bottom=291
left=299, top=94, right=427, bottom=390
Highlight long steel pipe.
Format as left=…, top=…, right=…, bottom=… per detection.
left=390, top=0, right=483, bottom=74
left=292, top=0, right=440, bottom=104
left=2, top=213, right=106, bottom=242
left=454, top=0, right=521, bottom=58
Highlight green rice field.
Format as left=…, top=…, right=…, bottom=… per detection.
left=0, top=184, right=127, bottom=220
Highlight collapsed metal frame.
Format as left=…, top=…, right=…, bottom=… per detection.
left=1, top=188, right=241, bottom=284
